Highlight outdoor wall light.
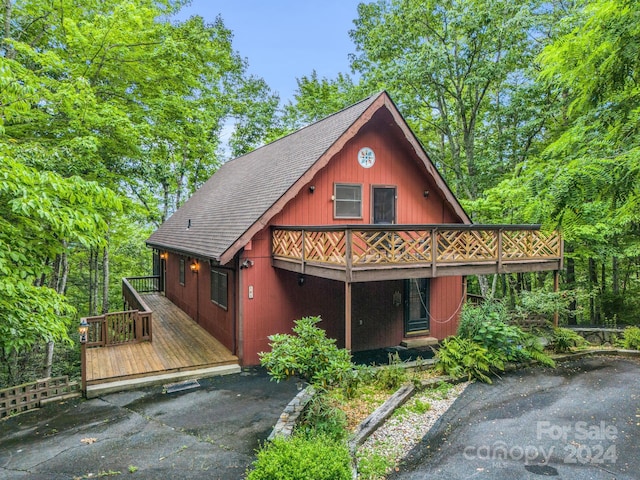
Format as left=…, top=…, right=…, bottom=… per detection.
left=159, top=252, right=168, bottom=260
left=298, top=274, right=306, bottom=286
left=423, top=190, right=429, bottom=198
left=190, top=261, right=199, bottom=273
left=78, top=318, right=89, bottom=343
left=309, top=185, right=315, bottom=193
left=240, top=259, right=254, bottom=269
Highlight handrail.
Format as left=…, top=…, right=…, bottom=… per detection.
left=272, top=225, right=562, bottom=276
left=81, top=277, right=157, bottom=348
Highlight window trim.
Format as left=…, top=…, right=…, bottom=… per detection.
left=179, top=258, right=185, bottom=286
left=210, top=268, right=228, bottom=310
left=333, top=183, right=363, bottom=219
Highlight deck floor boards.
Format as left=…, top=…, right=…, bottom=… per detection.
left=86, top=294, right=238, bottom=385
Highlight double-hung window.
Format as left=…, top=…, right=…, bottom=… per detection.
left=211, top=268, right=228, bottom=310
left=334, top=183, right=362, bottom=219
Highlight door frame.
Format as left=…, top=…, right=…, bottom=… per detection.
left=404, top=278, right=430, bottom=336
left=371, top=185, right=397, bottom=224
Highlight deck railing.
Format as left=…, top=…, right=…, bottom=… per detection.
left=272, top=225, right=562, bottom=276
left=81, top=276, right=158, bottom=348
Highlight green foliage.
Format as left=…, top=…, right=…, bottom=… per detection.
left=357, top=450, right=395, bottom=480
left=297, top=393, right=348, bottom=442
left=551, top=327, right=590, bottom=353
left=0, top=157, right=121, bottom=357
left=337, top=364, right=377, bottom=400
left=259, top=316, right=353, bottom=387
left=457, top=302, right=556, bottom=367
left=246, top=435, right=352, bottom=480
left=435, top=337, right=495, bottom=383
left=374, top=353, right=408, bottom=391
left=621, top=326, right=640, bottom=351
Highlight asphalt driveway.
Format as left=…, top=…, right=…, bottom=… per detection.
left=391, top=355, right=640, bottom=480
left=0, top=369, right=298, bottom=480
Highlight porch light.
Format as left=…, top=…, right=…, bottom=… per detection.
left=190, top=261, right=199, bottom=273
left=297, top=274, right=305, bottom=286
left=79, top=318, right=89, bottom=343
left=160, top=252, right=168, bottom=260
left=423, top=190, right=429, bottom=198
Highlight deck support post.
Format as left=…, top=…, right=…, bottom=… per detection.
left=553, top=269, right=560, bottom=328
left=345, top=281, right=352, bottom=351
left=80, top=342, right=87, bottom=397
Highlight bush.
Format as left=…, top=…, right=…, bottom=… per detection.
left=551, top=327, right=589, bottom=353
left=435, top=336, right=497, bottom=383
left=457, top=302, right=555, bottom=368
left=622, top=326, right=640, bottom=350
left=259, top=316, right=353, bottom=388
left=297, top=393, right=347, bottom=441
left=246, top=435, right=352, bottom=480
left=374, top=352, right=408, bottom=391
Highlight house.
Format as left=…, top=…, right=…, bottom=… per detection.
left=146, top=91, right=563, bottom=366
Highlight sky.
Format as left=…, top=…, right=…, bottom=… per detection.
left=176, top=0, right=363, bottom=103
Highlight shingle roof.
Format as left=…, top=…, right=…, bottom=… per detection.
left=146, top=92, right=382, bottom=263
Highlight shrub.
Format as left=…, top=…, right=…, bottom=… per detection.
left=457, top=301, right=555, bottom=368
left=246, top=435, right=352, bottom=480
left=374, top=352, right=408, bottom=390
left=551, top=327, right=589, bottom=353
left=435, top=336, right=496, bottom=383
left=622, top=326, right=640, bottom=350
left=297, top=393, right=347, bottom=441
left=259, top=316, right=352, bottom=388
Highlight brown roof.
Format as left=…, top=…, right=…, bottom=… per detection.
left=147, top=91, right=470, bottom=264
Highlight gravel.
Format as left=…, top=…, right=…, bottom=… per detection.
left=357, top=381, right=469, bottom=474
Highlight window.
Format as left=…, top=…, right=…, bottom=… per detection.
left=179, top=258, right=185, bottom=286
left=334, top=183, right=362, bottom=218
left=211, top=268, right=228, bottom=309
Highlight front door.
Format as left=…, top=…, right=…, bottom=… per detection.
left=372, top=186, right=396, bottom=224
left=405, top=278, right=430, bottom=334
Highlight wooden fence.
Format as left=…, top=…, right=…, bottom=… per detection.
left=0, top=376, right=79, bottom=419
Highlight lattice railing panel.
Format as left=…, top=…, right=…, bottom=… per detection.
left=272, top=230, right=303, bottom=259
left=502, top=230, right=561, bottom=259
left=352, top=230, right=432, bottom=265
left=437, top=230, right=497, bottom=262
left=304, top=231, right=346, bottom=264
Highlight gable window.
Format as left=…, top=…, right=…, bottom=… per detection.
left=334, top=183, right=362, bottom=219
left=211, top=268, right=228, bottom=310
left=179, top=258, right=185, bottom=286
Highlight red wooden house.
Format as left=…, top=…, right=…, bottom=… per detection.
left=146, top=91, right=562, bottom=366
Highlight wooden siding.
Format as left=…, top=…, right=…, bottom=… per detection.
left=85, top=293, right=237, bottom=385
left=269, top=120, right=460, bottom=227
left=164, top=253, right=236, bottom=354
left=235, top=122, right=469, bottom=364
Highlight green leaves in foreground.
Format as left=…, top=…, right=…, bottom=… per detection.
left=259, top=316, right=352, bottom=388
left=246, top=435, right=352, bottom=480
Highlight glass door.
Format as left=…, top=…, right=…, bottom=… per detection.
left=405, top=278, right=430, bottom=334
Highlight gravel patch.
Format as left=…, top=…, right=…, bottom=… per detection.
left=357, top=381, right=469, bottom=475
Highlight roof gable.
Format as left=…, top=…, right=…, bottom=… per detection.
left=147, top=91, right=470, bottom=264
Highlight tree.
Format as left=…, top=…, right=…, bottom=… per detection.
left=0, top=156, right=121, bottom=382
left=350, top=0, right=546, bottom=201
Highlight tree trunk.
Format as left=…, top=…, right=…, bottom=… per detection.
left=3, top=0, right=14, bottom=59
left=612, top=256, right=619, bottom=295
left=588, top=257, right=599, bottom=324
left=566, top=253, right=576, bottom=325
left=477, top=274, right=490, bottom=298
left=102, top=240, right=109, bottom=314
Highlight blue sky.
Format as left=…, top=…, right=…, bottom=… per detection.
left=177, top=0, right=363, bottom=102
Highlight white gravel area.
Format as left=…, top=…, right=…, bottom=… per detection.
left=357, top=381, right=470, bottom=474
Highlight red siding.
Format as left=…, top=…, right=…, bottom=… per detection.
left=429, top=277, right=464, bottom=339
left=162, top=116, right=466, bottom=365
left=237, top=122, right=465, bottom=365
left=164, top=253, right=235, bottom=353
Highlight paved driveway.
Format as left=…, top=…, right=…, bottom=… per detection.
left=391, top=356, right=640, bottom=480
left=0, top=369, right=298, bottom=480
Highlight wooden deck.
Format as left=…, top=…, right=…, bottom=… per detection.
left=85, top=293, right=238, bottom=386
left=272, top=224, right=563, bottom=282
